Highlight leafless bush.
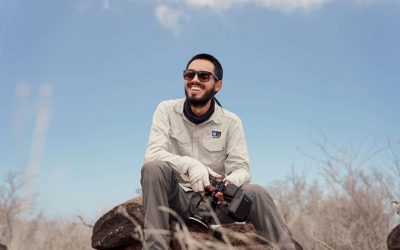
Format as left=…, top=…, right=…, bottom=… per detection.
left=8, top=215, right=92, bottom=250
left=2, top=138, right=400, bottom=250
left=383, top=140, right=400, bottom=201
left=0, top=172, right=92, bottom=250
left=269, top=137, right=400, bottom=250
left=0, top=172, right=31, bottom=245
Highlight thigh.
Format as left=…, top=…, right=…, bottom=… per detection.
left=241, top=183, right=273, bottom=200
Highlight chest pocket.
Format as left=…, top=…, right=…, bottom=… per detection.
left=200, top=139, right=226, bottom=169
left=170, top=130, right=191, bottom=156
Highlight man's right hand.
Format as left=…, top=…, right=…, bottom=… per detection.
left=187, top=159, right=221, bottom=192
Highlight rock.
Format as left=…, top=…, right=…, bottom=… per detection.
left=92, top=196, right=302, bottom=250
left=388, top=224, right=400, bottom=250
left=0, top=243, right=7, bottom=250
left=92, top=196, right=144, bottom=250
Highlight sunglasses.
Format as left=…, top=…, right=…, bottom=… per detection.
left=183, top=69, right=219, bottom=82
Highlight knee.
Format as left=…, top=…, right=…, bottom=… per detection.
left=241, top=184, right=265, bottom=195
left=141, top=161, right=178, bottom=194
left=141, top=160, right=168, bottom=175
left=241, top=184, right=273, bottom=202
left=141, top=160, right=172, bottom=183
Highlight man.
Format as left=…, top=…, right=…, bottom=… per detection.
left=141, top=53, right=295, bottom=250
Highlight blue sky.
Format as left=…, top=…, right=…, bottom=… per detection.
left=1, top=0, right=399, bottom=219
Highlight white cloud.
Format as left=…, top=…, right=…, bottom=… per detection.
left=103, top=0, right=110, bottom=10
left=253, top=0, right=332, bottom=12
left=39, top=83, right=53, bottom=97
left=77, top=0, right=111, bottom=13
left=23, top=83, right=53, bottom=210
left=182, top=0, right=332, bottom=12
left=181, top=0, right=396, bottom=13
left=77, top=0, right=94, bottom=13
left=155, top=5, right=188, bottom=36
left=76, top=0, right=395, bottom=34
left=154, top=0, right=331, bottom=33
left=184, top=0, right=234, bottom=11
left=15, top=81, right=31, bottom=97
left=155, top=0, right=394, bottom=34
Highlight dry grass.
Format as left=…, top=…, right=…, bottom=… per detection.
left=0, top=172, right=92, bottom=250
left=269, top=138, right=400, bottom=250
left=1, top=138, right=399, bottom=250
left=7, top=216, right=92, bottom=250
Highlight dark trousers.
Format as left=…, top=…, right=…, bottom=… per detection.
left=141, top=160, right=296, bottom=250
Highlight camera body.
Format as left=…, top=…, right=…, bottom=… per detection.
left=189, top=178, right=253, bottom=228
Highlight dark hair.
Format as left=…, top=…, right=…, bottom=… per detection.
left=186, top=53, right=223, bottom=80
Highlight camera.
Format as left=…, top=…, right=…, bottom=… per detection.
left=188, top=178, right=253, bottom=229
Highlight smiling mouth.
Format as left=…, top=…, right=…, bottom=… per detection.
left=189, top=84, right=205, bottom=92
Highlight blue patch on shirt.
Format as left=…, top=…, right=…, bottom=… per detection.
left=212, top=131, right=221, bottom=138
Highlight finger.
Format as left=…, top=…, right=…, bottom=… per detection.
left=224, top=179, right=234, bottom=186
left=192, top=180, right=204, bottom=192
left=203, top=177, right=210, bottom=188
left=206, top=185, right=216, bottom=192
left=215, top=192, right=224, bottom=202
left=212, top=174, right=223, bottom=180
left=207, top=167, right=220, bottom=178
left=215, top=192, right=224, bottom=198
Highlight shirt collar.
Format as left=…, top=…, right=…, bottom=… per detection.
left=174, top=98, right=223, bottom=124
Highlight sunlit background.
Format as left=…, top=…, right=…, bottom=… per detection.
left=1, top=0, right=399, bottom=220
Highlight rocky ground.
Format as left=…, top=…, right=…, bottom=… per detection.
left=91, top=196, right=296, bottom=250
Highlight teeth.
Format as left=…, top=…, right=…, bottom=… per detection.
left=191, top=86, right=202, bottom=91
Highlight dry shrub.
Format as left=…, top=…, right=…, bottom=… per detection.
left=8, top=215, right=92, bottom=250
left=0, top=172, right=29, bottom=245
left=0, top=172, right=92, bottom=250
left=1, top=138, right=399, bottom=250
left=269, top=138, right=400, bottom=250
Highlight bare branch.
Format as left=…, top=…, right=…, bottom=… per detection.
left=77, top=215, right=94, bottom=229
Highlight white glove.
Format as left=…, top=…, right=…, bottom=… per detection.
left=187, top=159, right=221, bottom=192
left=223, top=176, right=237, bottom=186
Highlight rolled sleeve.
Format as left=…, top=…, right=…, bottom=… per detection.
left=144, top=102, right=192, bottom=175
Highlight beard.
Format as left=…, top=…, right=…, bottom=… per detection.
left=185, top=86, right=216, bottom=108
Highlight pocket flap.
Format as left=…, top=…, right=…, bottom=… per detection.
left=202, top=139, right=225, bottom=152
left=170, top=130, right=190, bottom=144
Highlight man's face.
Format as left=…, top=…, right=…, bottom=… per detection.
left=184, top=59, right=222, bottom=107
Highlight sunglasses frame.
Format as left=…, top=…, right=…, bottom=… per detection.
left=183, top=69, right=219, bottom=82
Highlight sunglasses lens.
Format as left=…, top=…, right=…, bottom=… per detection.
left=197, top=71, right=211, bottom=82
left=183, top=70, right=195, bottom=80
left=183, top=70, right=213, bottom=82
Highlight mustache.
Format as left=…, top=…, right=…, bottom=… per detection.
left=188, top=83, right=205, bottom=88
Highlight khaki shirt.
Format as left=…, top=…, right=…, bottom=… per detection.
left=144, top=98, right=251, bottom=190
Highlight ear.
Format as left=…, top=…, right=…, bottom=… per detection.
left=214, top=80, right=222, bottom=92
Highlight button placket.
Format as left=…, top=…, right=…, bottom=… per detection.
left=192, top=127, right=199, bottom=159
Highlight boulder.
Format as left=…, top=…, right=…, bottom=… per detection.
left=388, top=224, right=400, bottom=250
left=92, top=196, right=302, bottom=250
left=92, top=196, right=145, bottom=250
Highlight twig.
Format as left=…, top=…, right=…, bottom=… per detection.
left=312, top=235, right=335, bottom=250
left=77, top=215, right=93, bottom=228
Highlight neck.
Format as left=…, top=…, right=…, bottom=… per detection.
left=190, top=99, right=212, bottom=116
left=183, top=98, right=215, bottom=125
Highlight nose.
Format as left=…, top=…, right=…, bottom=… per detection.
left=191, top=73, right=200, bottom=82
